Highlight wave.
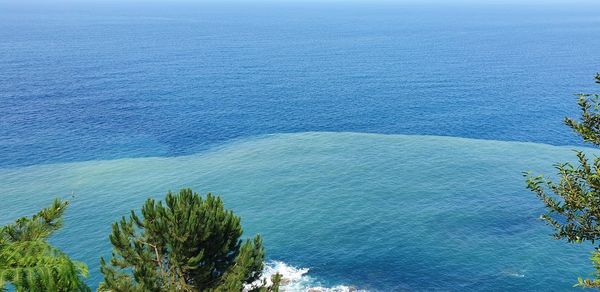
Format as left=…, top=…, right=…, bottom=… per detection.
left=245, top=261, right=364, bottom=292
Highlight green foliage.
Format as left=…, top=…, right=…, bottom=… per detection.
left=525, top=73, right=600, bottom=287
left=562, top=74, right=600, bottom=146
left=99, top=188, right=279, bottom=291
left=565, top=94, right=600, bottom=147
left=0, top=199, right=90, bottom=291
left=576, top=251, right=600, bottom=288
left=2, top=199, right=67, bottom=243
left=526, top=151, right=600, bottom=244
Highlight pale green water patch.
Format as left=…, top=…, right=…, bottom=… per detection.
left=1, top=132, right=598, bottom=290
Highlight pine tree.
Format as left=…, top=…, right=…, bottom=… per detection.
left=525, top=73, right=600, bottom=287
left=0, top=199, right=90, bottom=291
left=99, top=189, right=280, bottom=291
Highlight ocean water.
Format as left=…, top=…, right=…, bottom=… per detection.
left=1, top=132, right=599, bottom=290
left=2, top=1, right=600, bottom=291
left=1, top=1, right=600, bottom=168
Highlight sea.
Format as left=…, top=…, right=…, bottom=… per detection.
left=1, top=0, right=600, bottom=290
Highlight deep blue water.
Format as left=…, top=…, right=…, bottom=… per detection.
left=2, top=1, right=600, bottom=291
left=2, top=1, right=600, bottom=168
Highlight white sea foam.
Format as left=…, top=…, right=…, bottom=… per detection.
left=500, top=268, right=526, bottom=279
left=505, top=272, right=526, bottom=278
left=244, top=261, right=364, bottom=292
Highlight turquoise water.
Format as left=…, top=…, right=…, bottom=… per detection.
left=1, top=132, right=597, bottom=290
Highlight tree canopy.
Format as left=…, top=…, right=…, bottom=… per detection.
left=0, top=199, right=90, bottom=291
left=526, top=73, right=600, bottom=288
left=99, top=188, right=279, bottom=291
